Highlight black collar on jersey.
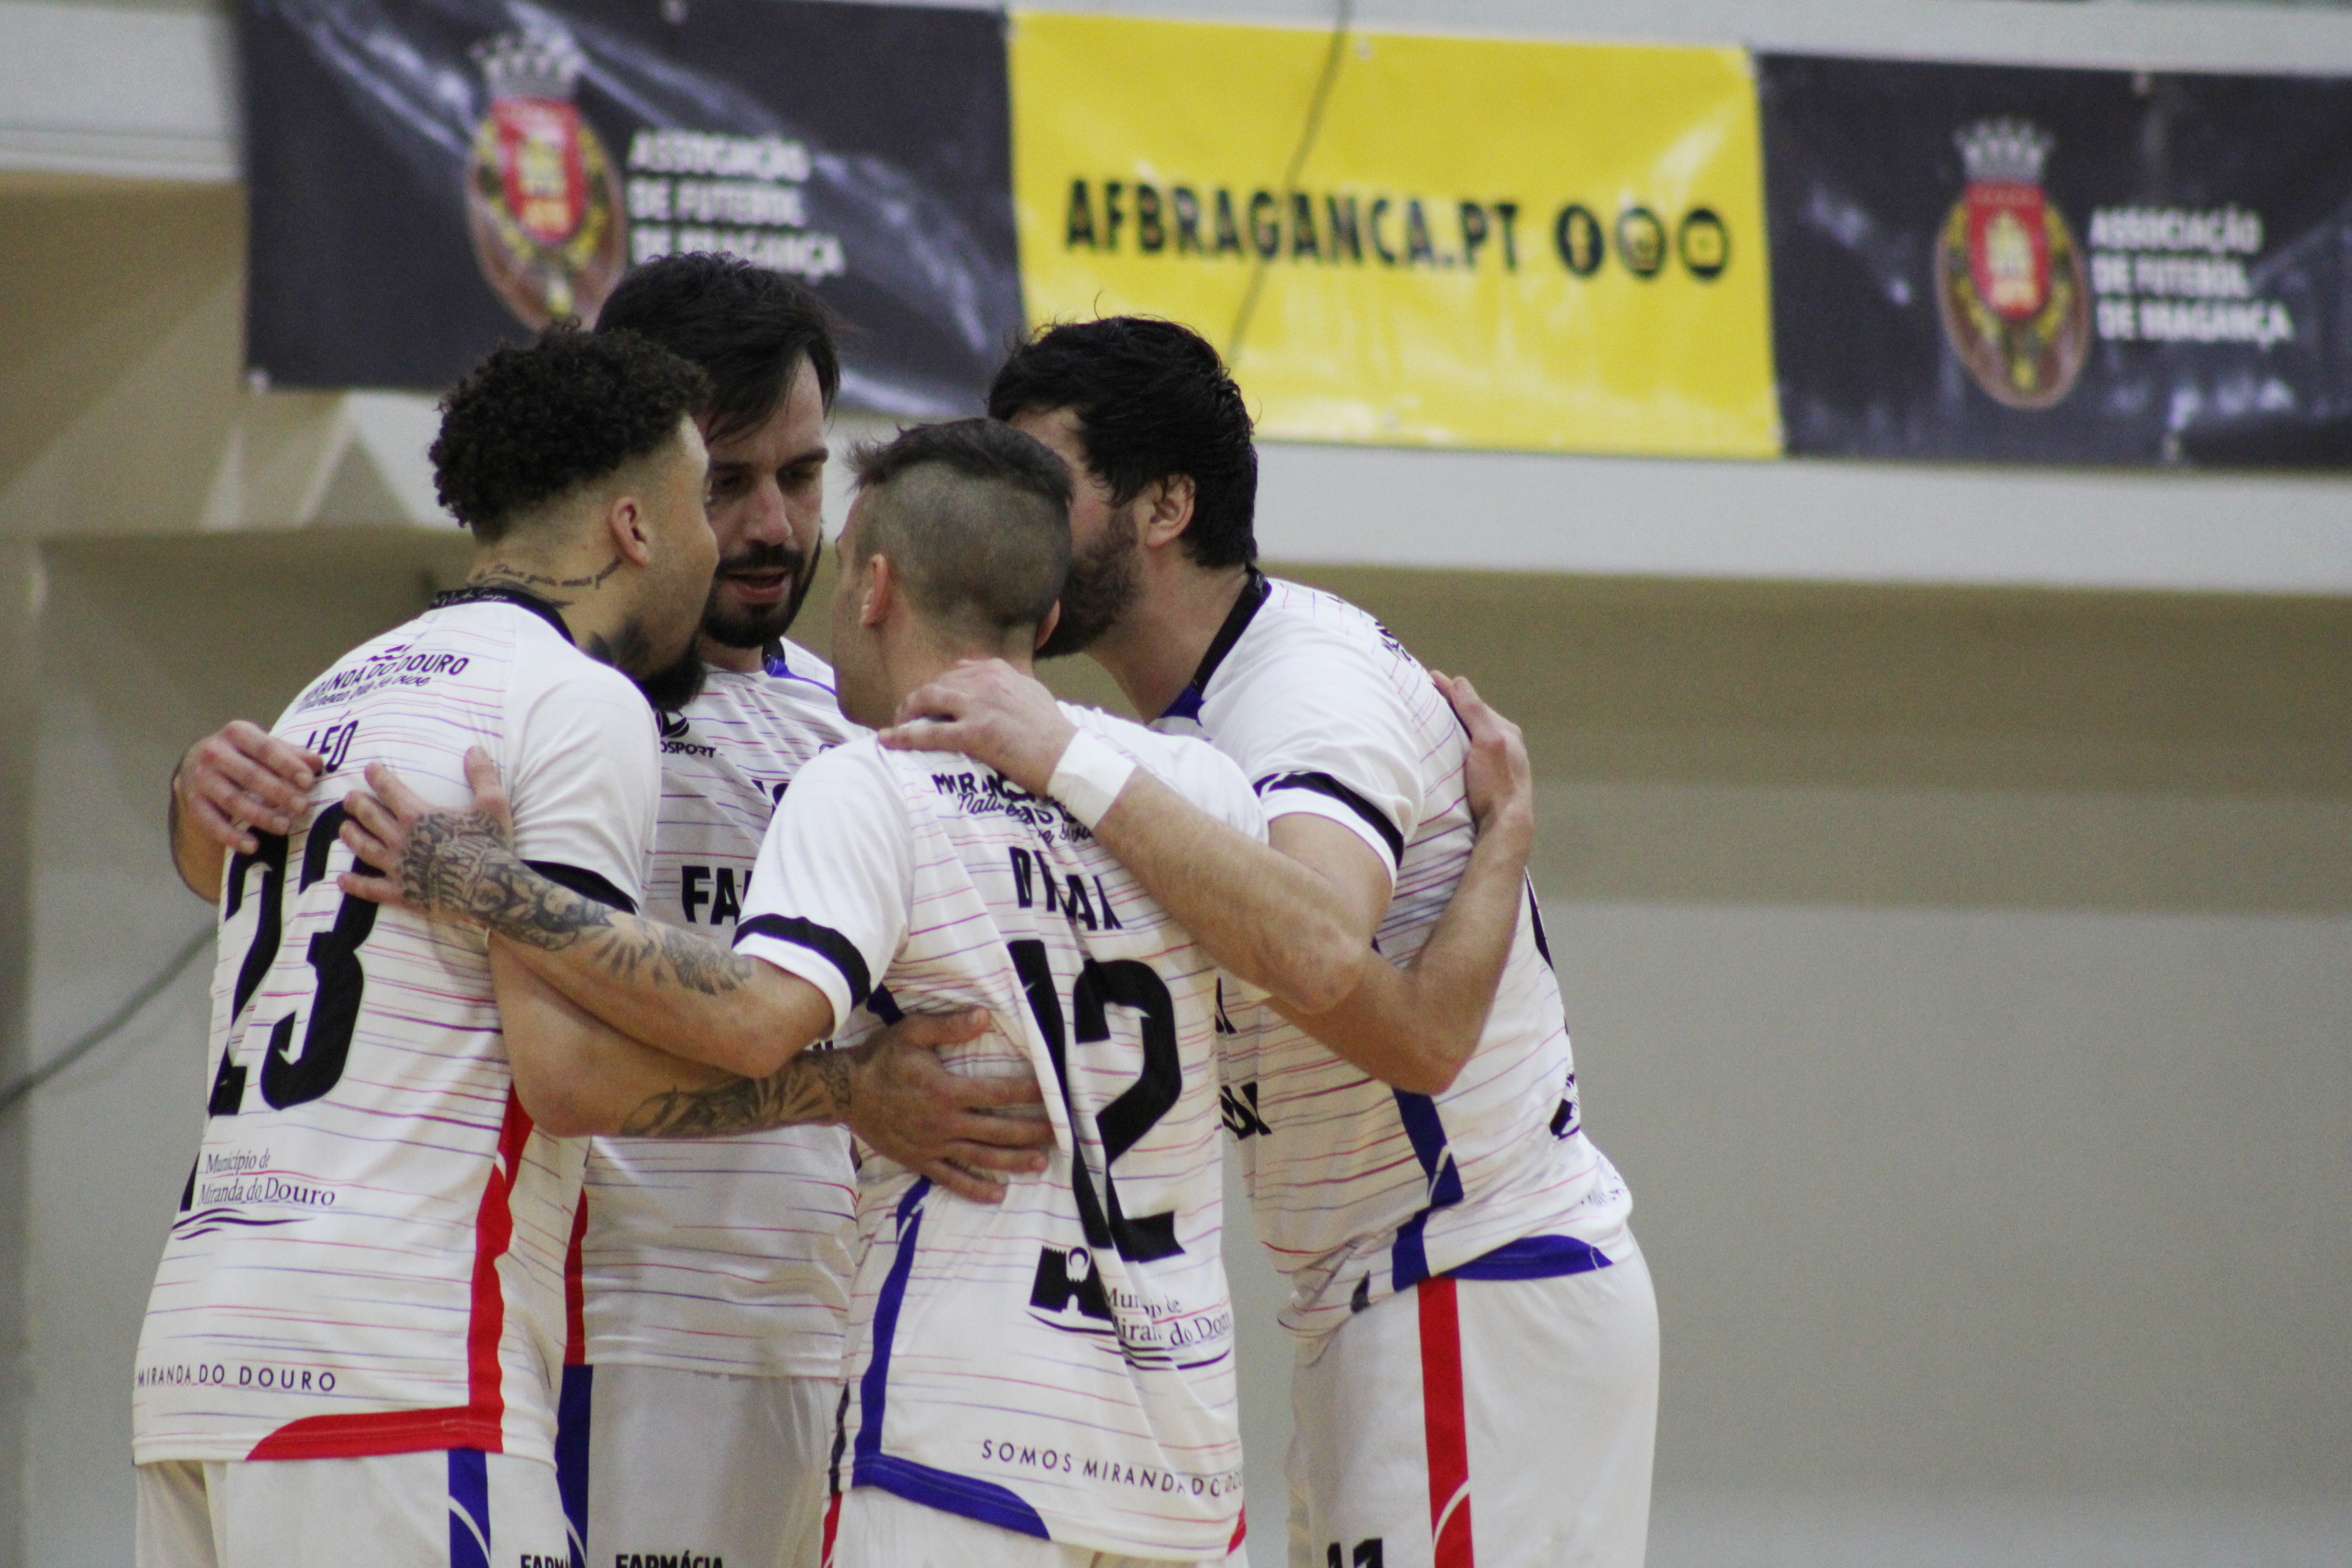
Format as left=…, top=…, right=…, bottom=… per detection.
left=430, top=583, right=572, bottom=644
left=1159, top=566, right=1269, bottom=722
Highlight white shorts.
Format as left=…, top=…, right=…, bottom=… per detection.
left=136, top=1449, right=572, bottom=1568
left=1286, top=1238, right=1659, bottom=1568
left=564, top=1362, right=835, bottom=1568
left=824, top=1486, right=1248, bottom=1568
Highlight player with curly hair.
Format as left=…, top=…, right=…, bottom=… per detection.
left=154, top=264, right=1052, bottom=1568
left=131, top=324, right=736, bottom=1568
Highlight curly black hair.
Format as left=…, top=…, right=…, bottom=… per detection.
left=596, top=253, right=842, bottom=443
left=431, top=325, right=712, bottom=541
left=987, top=316, right=1258, bottom=569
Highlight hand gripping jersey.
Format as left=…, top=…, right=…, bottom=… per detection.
left=577, top=640, right=860, bottom=1380
left=731, top=708, right=1264, bottom=1560
left=133, top=590, right=659, bottom=1465
left=1154, top=572, right=1635, bottom=1341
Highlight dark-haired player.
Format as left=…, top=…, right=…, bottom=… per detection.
left=133, top=326, right=720, bottom=1568
left=888, top=318, right=1659, bottom=1568
left=165, top=257, right=1049, bottom=1568
left=330, top=420, right=1271, bottom=1566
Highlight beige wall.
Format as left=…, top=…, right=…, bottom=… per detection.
left=14, top=536, right=2350, bottom=1568
left=4, top=8, right=2351, bottom=1554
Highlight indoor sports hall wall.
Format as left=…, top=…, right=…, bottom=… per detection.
left=4, top=2, right=2351, bottom=1567
left=14, top=532, right=2350, bottom=1568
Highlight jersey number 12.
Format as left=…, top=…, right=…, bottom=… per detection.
left=1008, top=938, right=1184, bottom=1263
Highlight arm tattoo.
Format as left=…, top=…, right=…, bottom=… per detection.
left=570, top=918, right=763, bottom=995
left=618, top=1047, right=856, bottom=1138
left=400, top=810, right=762, bottom=994
left=399, top=812, right=608, bottom=948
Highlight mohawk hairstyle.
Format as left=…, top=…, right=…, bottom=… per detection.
left=431, top=324, right=710, bottom=541
left=847, top=418, right=1072, bottom=637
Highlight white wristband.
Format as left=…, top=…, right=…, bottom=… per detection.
left=1047, top=730, right=1138, bottom=830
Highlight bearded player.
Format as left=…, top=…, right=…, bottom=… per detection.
left=319, top=415, right=1537, bottom=1566
left=330, top=420, right=1264, bottom=1565
left=136, top=326, right=718, bottom=1568
left=162, top=258, right=1052, bottom=1568
left=883, top=319, right=1659, bottom=1568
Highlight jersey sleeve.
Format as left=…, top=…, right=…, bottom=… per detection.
left=1214, top=639, right=1424, bottom=885
left=732, top=742, right=913, bottom=1035
left=503, top=662, right=660, bottom=913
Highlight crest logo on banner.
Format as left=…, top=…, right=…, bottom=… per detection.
left=1935, top=119, right=2090, bottom=409
left=464, top=28, right=628, bottom=326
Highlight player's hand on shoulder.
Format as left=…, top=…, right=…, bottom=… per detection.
left=878, top=658, right=1076, bottom=797
left=1436, top=670, right=1534, bottom=848
left=174, top=719, right=323, bottom=855
left=845, top=1007, right=1053, bottom=1204
left=336, top=746, right=516, bottom=922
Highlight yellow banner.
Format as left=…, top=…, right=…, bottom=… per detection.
left=1009, top=13, right=1779, bottom=457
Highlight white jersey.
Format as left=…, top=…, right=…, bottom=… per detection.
left=1154, top=572, right=1635, bottom=1340
left=578, top=640, right=861, bottom=1380
left=134, top=590, right=659, bottom=1465
left=732, top=707, right=1263, bottom=1560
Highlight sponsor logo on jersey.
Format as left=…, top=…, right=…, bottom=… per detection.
left=464, top=26, right=627, bottom=328
left=1935, top=118, right=2090, bottom=409
left=933, top=768, right=1091, bottom=840
left=289, top=645, right=470, bottom=713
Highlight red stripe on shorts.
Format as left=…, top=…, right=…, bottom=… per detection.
left=821, top=1490, right=843, bottom=1568
left=563, top=1191, right=589, bottom=1366
left=1418, top=1276, right=1476, bottom=1567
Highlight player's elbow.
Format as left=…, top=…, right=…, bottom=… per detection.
left=510, top=1055, right=608, bottom=1139
left=1394, top=1045, right=1469, bottom=1097
left=717, top=1029, right=797, bottom=1080
left=703, top=998, right=807, bottom=1079
left=1271, top=927, right=1370, bottom=1019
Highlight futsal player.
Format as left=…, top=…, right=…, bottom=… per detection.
left=331, top=420, right=1269, bottom=1565
left=134, top=326, right=718, bottom=1568
left=885, top=319, right=1661, bottom=1568
left=165, top=256, right=1053, bottom=1568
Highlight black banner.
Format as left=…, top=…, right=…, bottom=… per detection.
left=241, top=0, right=1021, bottom=414
left=1760, top=55, right=2352, bottom=467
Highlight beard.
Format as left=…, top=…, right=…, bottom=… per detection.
left=702, top=538, right=820, bottom=650
left=633, top=642, right=708, bottom=714
left=1038, top=506, right=1142, bottom=659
